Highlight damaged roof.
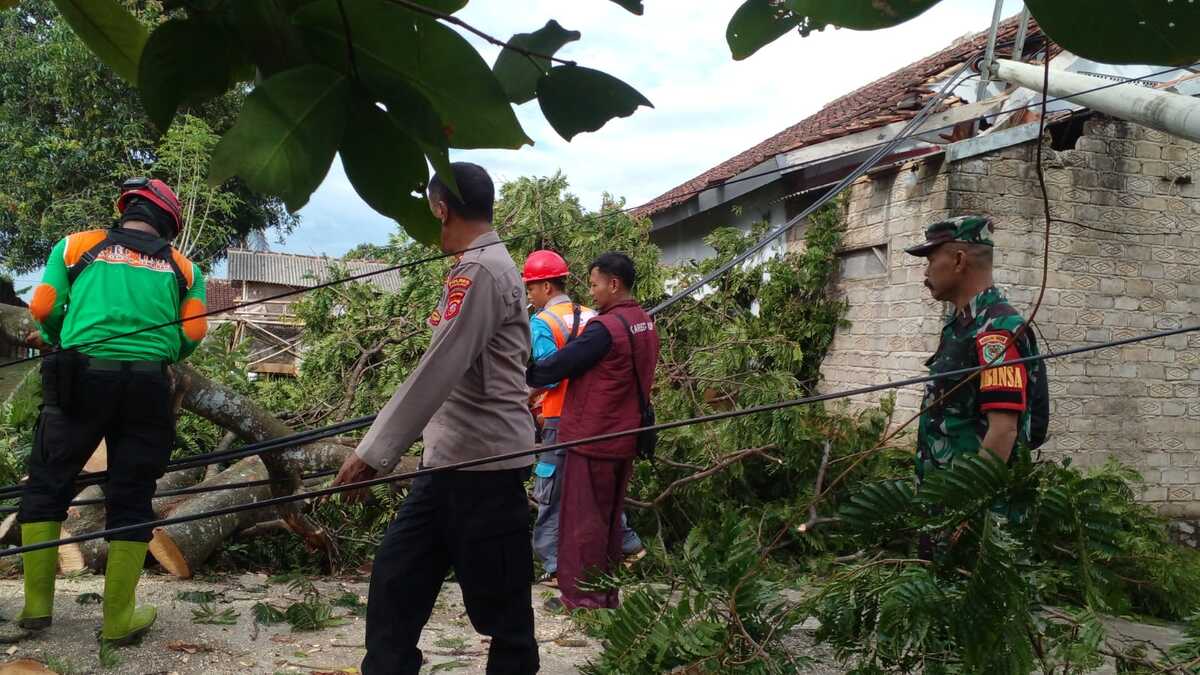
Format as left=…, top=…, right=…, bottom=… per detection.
left=226, top=249, right=405, bottom=293
left=636, top=15, right=1045, bottom=217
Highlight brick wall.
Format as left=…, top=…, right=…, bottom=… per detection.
left=817, top=114, right=1200, bottom=516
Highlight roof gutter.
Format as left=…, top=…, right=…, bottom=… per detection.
left=992, top=58, right=1200, bottom=144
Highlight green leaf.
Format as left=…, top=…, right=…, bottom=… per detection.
left=176, top=590, right=218, bottom=603
left=492, top=20, right=581, bottom=104
left=295, top=0, right=531, bottom=149
left=1026, top=0, right=1199, bottom=66
left=409, top=0, right=468, bottom=12
left=536, top=65, right=651, bottom=141
left=341, top=98, right=440, bottom=247
left=0, top=0, right=19, bottom=8
left=209, top=64, right=350, bottom=212
left=229, top=0, right=308, bottom=77
left=139, top=19, right=237, bottom=131
left=379, top=82, right=458, bottom=197
left=252, top=601, right=287, bottom=625
left=607, top=0, right=643, bottom=15
left=727, top=0, right=801, bottom=60
left=50, top=0, right=148, bottom=84
left=786, top=0, right=942, bottom=31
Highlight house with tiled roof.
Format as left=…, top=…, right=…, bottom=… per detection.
left=638, top=14, right=1200, bottom=519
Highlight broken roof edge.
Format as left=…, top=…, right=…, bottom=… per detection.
left=635, top=13, right=1045, bottom=219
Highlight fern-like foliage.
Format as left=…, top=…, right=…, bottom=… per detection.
left=814, top=454, right=1200, bottom=673
left=581, top=515, right=803, bottom=674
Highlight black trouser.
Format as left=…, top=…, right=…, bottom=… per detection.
left=17, top=355, right=174, bottom=543
left=362, top=468, right=538, bottom=675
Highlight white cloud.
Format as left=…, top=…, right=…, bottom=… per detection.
left=283, top=0, right=1024, bottom=257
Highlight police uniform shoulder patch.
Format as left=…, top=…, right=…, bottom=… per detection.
left=443, top=275, right=472, bottom=321
left=429, top=309, right=442, bottom=327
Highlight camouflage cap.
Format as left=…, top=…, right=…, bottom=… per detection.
left=904, top=215, right=995, bottom=257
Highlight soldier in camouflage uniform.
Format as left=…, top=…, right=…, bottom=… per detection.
left=906, top=215, right=1047, bottom=484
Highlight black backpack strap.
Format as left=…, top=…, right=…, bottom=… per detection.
left=614, top=314, right=649, bottom=415
left=66, top=229, right=190, bottom=301
left=107, top=229, right=190, bottom=301
left=567, top=303, right=582, bottom=342
left=66, top=233, right=115, bottom=286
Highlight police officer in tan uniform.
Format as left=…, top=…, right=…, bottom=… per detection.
left=331, top=163, right=538, bottom=675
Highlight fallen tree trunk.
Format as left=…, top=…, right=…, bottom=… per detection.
left=148, top=449, right=417, bottom=578
left=58, top=466, right=206, bottom=573
left=0, top=303, right=35, bottom=347
left=148, top=456, right=279, bottom=579
left=171, top=363, right=364, bottom=556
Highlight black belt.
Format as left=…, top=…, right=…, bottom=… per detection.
left=85, top=359, right=167, bottom=374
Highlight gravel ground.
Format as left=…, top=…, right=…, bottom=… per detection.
left=0, top=573, right=597, bottom=674
left=2, top=573, right=1175, bottom=674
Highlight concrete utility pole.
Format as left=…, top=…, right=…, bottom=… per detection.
left=992, top=59, right=1200, bottom=144
left=975, top=0, right=1007, bottom=103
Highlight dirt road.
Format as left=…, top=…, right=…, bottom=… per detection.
left=0, top=573, right=596, bottom=674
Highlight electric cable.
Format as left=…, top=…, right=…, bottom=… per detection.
left=649, top=60, right=975, bottom=316
left=0, top=469, right=337, bottom=514
left=2, top=321, right=1196, bottom=558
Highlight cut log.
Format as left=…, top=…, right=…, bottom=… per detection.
left=172, top=364, right=361, bottom=556
left=149, top=457, right=276, bottom=579
left=0, top=303, right=36, bottom=348
left=57, top=466, right=206, bottom=573
left=147, top=447, right=408, bottom=578
left=82, top=439, right=107, bottom=474
left=0, top=512, right=17, bottom=546
left=148, top=452, right=417, bottom=578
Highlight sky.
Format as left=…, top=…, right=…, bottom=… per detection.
left=279, top=0, right=1026, bottom=260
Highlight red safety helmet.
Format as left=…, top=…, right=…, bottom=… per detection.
left=522, top=250, right=569, bottom=283
left=116, top=177, right=183, bottom=236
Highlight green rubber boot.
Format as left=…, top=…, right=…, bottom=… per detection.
left=0, top=521, right=60, bottom=643
left=99, top=540, right=156, bottom=647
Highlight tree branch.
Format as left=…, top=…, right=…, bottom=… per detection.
left=625, top=446, right=776, bottom=509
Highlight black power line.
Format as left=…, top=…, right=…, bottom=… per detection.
left=0, top=415, right=376, bottom=500
left=0, top=470, right=337, bottom=514
left=2, top=63, right=1191, bottom=372
left=3, top=322, right=1197, bottom=558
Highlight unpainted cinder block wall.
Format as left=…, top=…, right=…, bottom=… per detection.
left=815, top=114, right=1200, bottom=517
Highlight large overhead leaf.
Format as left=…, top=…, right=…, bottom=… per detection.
left=409, top=0, right=468, bottom=12
left=50, top=0, right=147, bottom=84
left=295, top=0, right=531, bottom=149
left=209, top=65, right=349, bottom=212
left=139, top=18, right=238, bottom=131
left=229, top=0, right=309, bottom=77
left=786, top=0, right=942, bottom=31
left=1025, top=0, right=1200, bottom=66
left=537, top=65, right=651, bottom=141
left=492, top=20, right=581, bottom=104
left=380, top=84, right=458, bottom=197
left=341, top=98, right=440, bottom=247
left=607, top=0, right=643, bottom=15
left=727, top=0, right=801, bottom=60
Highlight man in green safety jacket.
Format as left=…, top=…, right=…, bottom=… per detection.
left=2, top=178, right=207, bottom=648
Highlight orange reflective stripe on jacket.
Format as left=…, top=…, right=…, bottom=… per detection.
left=535, top=301, right=595, bottom=418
